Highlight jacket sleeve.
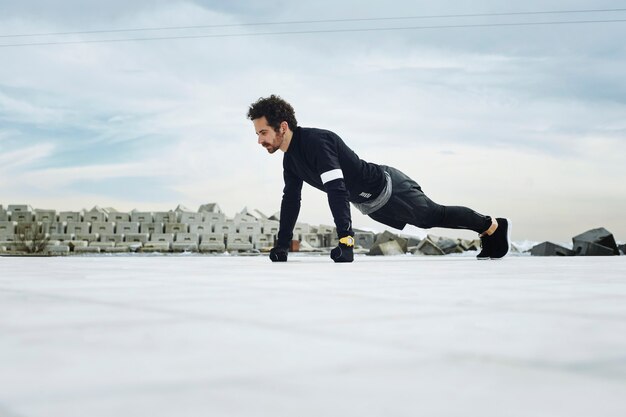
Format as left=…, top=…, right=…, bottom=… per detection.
left=276, top=168, right=303, bottom=248
left=315, top=135, right=353, bottom=238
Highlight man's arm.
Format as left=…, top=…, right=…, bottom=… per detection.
left=323, top=176, right=353, bottom=239
left=276, top=169, right=303, bottom=249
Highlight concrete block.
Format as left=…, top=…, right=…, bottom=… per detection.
left=0, top=241, right=21, bottom=251
left=91, top=222, right=114, bottom=235
left=429, top=236, right=464, bottom=255
left=226, top=233, right=253, bottom=251
left=131, top=212, right=153, bottom=223
left=15, top=222, right=44, bottom=235
left=214, top=222, right=236, bottom=234
left=75, top=234, right=99, bottom=243
left=89, top=242, right=115, bottom=249
left=415, top=238, right=445, bottom=256
left=49, top=233, right=74, bottom=242
left=104, top=246, right=130, bottom=253
left=150, top=233, right=175, bottom=243
left=115, top=242, right=143, bottom=252
left=46, top=244, right=70, bottom=255
left=172, top=233, right=199, bottom=252
left=199, top=233, right=226, bottom=252
left=11, top=211, right=34, bottom=222
left=180, top=212, right=203, bottom=223
left=59, top=211, right=82, bottom=223
left=109, top=212, right=131, bottom=222
left=572, top=227, right=620, bottom=256
left=574, top=241, right=615, bottom=256
left=164, top=223, right=188, bottom=234
left=460, top=239, right=481, bottom=251
left=252, top=234, right=274, bottom=250
left=74, top=246, right=101, bottom=254
left=154, top=211, right=178, bottom=224
left=374, top=231, right=408, bottom=252
left=203, top=212, right=226, bottom=224
left=116, top=222, right=140, bottom=234
left=46, top=222, right=66, bottom=234
left=67, top=222, right=91, bottom=235
left=198, top=203, right=222, bottom=214
left=99, top=234, right=124, bottom=243
left=238, top=222, right=262, bottom=235
left=294, top=223, right=311, bottom=235
left=141, top=222, right=163, bottom=234
left=8, top=204, right=33, bottom=214
left=0, top=234, right=16, bottom=242
left=189, top=223, right=213, bottom=234
left=300, top=233, right=322, bottom=248
left=355, top=232, right=375, bottom=249
left=175, top=233, right=199, bottom=243
left=124, top=233, right=150, bottom=243
left=317, top=225, right=335, bottom=235
left=262, top=221, right=280, bottom=235
left=368, top=240, right=404, bottom=256
left=141, top=242, right=171, bottom=252
left=68, top=241, right=89, bottom=250
left=84, top=211, right=106, bottom=223
left=0, top=221, right=17, bottom=235
left=530, top=242, right=575, bottom=256
left=34, top=210, right=57, bottom=222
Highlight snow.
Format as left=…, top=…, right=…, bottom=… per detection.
left=1, top=255, right=626, bottom=417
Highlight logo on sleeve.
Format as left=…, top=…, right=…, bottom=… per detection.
left=359, top=192, right=372, bottom=198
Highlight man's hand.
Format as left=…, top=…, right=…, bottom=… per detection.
left=330, top=236, right=354, bottom=263
left=269, top=246, right=289, bottom=262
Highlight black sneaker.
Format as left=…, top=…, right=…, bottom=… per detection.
left=489, top=217, right=511, bottom=259
left=476, top=234, right=491, bottom=260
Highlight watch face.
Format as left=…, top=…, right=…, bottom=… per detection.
left=341, top=236, right=355, bottom=246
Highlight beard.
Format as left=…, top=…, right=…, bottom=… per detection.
left=264, top=130, right=284, bottom=153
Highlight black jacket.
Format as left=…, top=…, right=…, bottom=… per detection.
left=277, top=127, right=385, bottom=247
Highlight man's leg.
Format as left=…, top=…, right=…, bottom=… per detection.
left=375, top=166, right=510, bottom=258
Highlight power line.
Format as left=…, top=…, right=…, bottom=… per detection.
left=1, top=8, right=626, bottom=38
left=1, top=19, right=626, bottom=48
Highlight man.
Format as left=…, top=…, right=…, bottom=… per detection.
left=247, top=95, right=510, bottom=263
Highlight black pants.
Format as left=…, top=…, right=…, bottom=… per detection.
left=368, top=166, right=492, bottom=234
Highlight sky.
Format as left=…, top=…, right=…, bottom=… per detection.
left=1, top=0, right=625, bottom=242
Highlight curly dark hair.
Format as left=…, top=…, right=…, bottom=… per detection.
left=247, top=95, right=298, bottom=131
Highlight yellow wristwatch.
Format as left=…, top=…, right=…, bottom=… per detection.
left=339, top=236, right=355, bottom=247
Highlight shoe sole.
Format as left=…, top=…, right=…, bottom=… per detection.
left=490, top=218, right=511, bottom=260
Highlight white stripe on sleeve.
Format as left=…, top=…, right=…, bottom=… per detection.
left=320, top=168, right=344, bottom=184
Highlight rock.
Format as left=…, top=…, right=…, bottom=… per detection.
left=373, top=231, right=408, bottom=252
left=530, top=242, right=574, bottom=256
left=619, top=244, right=625, bottom=255
left=367, top=231, right=409, bottom=256
left=368, top=240, right=404, bottom=256
left=429, top=235, right=463, bottom=254
left=572, top=228, right=619, bottom=256
left=415, top=238, right=445, bottom=256
left=459, top=239, right=478, bottom=251
left=573, top=241, right=615, bottom=256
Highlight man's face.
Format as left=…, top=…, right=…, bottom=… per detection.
left=254, top=117, right=284, bottom=154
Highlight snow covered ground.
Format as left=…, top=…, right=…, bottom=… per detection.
left=1, top=255, right=625, bottom=417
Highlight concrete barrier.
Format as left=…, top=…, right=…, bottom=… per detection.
left=199, top=233, right=226, bottom=252
left=226, top=234, right=253, bottom=252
